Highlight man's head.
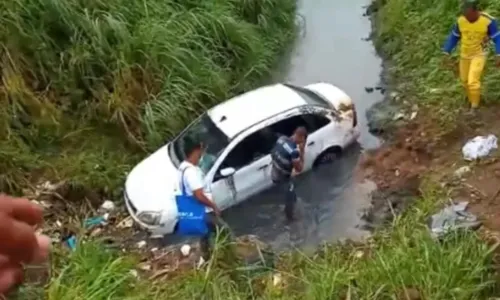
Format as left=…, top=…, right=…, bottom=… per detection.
left=463, top=0, right=480, bottom=22
left=183, top=136, right=203, bottom=164
left=292, top=126, right=308, bottom=145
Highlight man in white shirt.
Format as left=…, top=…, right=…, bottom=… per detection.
left=176, top=137, right=224, bottom=260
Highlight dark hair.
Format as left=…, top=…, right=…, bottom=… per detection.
left=183, top=136, right=202, bottom=157
left=294, top=126, right=308, bottom=138
left=463, top=0, right=479, bottom=10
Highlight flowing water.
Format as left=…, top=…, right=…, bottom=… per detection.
left=222, top=0, right=384, bottom=250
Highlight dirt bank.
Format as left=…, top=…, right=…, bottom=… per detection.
left=357, top=99, right=500, bottom=236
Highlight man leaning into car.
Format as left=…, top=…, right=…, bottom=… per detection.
left=270, top=126, right=307, bottom=222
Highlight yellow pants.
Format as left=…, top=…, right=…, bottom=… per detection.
left=459, top=56, right=486, bottom=108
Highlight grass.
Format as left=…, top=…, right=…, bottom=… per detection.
left=13, top=182, right=500, bottom=299
left=0, top=0, right=298, bottom=194
left=373, top=0, right=500, bottom=130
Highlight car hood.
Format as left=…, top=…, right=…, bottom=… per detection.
left=125, top=144, right=178, bottom=212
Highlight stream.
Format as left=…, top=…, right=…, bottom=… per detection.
left=222, top=0, right=384, bottom=250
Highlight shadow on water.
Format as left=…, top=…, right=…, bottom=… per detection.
left=224, top=0, right=385, bottom=250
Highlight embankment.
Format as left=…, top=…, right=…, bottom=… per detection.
left=0, top=0, right=297, bottom=196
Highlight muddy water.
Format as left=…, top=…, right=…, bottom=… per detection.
left=222, top=0, right=384, bottom=250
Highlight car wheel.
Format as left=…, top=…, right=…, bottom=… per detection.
left=313, top=146, right=342, bottom=168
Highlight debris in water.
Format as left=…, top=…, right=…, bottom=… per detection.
left=393, top=112, right=405, bottom=120
left=180, top=244, right=191, bottom=257
left=462, top=134, right=498, bottom=161
left=100, top=200, right=116, bottom=211
left=390, top=91, right=400, bottom=101
left=429, top=201, right=481, bottom=238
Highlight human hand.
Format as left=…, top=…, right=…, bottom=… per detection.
left=213, top=206, right=221, bottom=217
left=0, top=194, right=51, bottom=295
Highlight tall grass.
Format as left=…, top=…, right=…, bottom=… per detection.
left=0, top=0, right=297, bottom=193
left=13, top=184, right=499, bottom=299
left=373, top=0, right=500, bottom=128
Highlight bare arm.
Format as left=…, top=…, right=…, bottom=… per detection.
left=193, top=189, right=217, bottom=210
left=292, top=143, right=305, bottom=173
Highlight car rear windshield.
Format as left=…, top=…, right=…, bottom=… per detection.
left=170, top=113, right=229, bottom=172
left=284, top=83, right=331, bottom=108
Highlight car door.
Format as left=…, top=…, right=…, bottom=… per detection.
left=300, top=112, right=333, bottom=169
left=268, top=113, right=324, bottom=172
left=212, top=129, right=275, bottom=206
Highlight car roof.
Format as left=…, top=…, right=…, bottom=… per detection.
left=207, top=84, right=307, bottom=138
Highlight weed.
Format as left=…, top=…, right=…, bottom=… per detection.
left=0, top=0, right=298, bottom=194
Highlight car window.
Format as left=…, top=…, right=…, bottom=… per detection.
left=284, top=84, right=331, bottom=108
left=169, top=113, right=229, bottom=170
left=301, top=114, right=330, bottom=133
left=218, top=129, right=275, bottom=173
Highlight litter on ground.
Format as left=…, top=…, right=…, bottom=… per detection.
left=462, top=134, right=498, bottom=161
left=429, top=201, right=482, bottom=238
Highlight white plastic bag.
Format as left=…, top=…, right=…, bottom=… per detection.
left=462, top=134, right=498, bottom=161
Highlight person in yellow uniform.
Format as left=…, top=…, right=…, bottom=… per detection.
left=443, top=0, right=500, bottom=111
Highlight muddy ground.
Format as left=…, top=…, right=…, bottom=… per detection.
left=359, top=101, right=500, bottom=239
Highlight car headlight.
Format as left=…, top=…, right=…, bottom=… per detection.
left=137, top=211, right=162, bottom=226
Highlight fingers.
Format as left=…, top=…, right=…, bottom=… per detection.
left=31, top=235, right=51, bottom=264
left=0, top=195, right=43, bottom=226
left=0, top=212, right=39, bottom=263
left=0, top=257, right=23, bottom=295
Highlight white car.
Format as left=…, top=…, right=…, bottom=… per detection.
left=124, top=82, right=360, bottom=236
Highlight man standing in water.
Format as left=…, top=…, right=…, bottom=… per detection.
left=270, top=127, right=307, bottom=222
left=443, top=0, right=500, bottom=111
left=176, top=137, right=226, bottom=261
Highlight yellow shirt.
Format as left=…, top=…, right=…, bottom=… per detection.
left=456, top=13, right=496, bottom=58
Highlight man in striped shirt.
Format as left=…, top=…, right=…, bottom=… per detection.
left=270, top=127, right=307, bottom=222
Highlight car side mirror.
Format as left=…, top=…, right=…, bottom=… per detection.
left=219, top=167, right=235, bottom=178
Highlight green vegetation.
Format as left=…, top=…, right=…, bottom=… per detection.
left=373, top=0, right=500, bottom=128
left=0, top=0, right=297, bottom=194
left=14, top=183, right=500, bottom=299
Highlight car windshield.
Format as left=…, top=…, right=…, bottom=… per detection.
left=169, top=113, right=229, bottom=174
left=284, top=84, right=331, bottom=108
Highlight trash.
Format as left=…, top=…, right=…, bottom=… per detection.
left=63, top=235, right=77, bottom=251
left=138, top=263, right=152, bottom=271
left=429, top=201, right=482, bottom=238
left=196, top=257, right=206, bottom=269
left=180, top=244, right=191, bottom=257
left=100, top=200, right=116, bottom=211
left=393, top=112, right=405, bottom=120
left=462, top=134, right=498, bottom=161
left=129, top=270, right=139, bottom=278
left=117, top=216, right=134, bottom=228
left=84, top=216, right=107, bottom=229
left=454, top=166, right=471, bottom=177
left=410, top=111, right=418, bottom=120
left=272, top=273, right=283, bottom=287
left=136, top=240, right=147, bottom=249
